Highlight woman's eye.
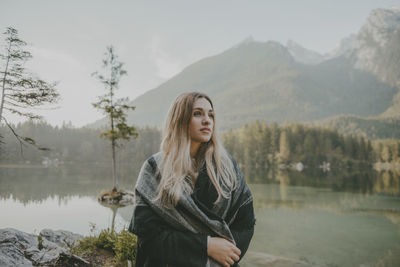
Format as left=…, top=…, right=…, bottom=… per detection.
left=193, top=111, right=201, bottom=116
left=209, top=113, right=214, bottom=118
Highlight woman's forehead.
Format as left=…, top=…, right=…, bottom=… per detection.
left=193, top=97, right=213, bottom=110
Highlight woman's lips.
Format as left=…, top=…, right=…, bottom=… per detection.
left=200, top=128, right=211, bottom=133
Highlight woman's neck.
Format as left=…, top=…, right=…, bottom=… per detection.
left=190, top=141, right=200, bottom=158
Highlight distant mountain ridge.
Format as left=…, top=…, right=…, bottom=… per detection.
left=286, top=34, right=357, bottom=65
left=90, top=7, right=400, bottom=139
left=286, top=40, right=325, bottom=65
left=317, top=6, right=400, bottom=137
left=352, top=7, right=400, bottom=84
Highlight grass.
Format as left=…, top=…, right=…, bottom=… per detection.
left=71, top=224, right=137, bottom=267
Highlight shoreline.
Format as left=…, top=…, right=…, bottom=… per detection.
left=0, top=227, right=320, bottom=267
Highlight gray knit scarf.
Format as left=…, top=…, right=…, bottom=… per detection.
left=133, top=152, right=252, bottom=267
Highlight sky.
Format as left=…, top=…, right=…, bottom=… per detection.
left=1, top=0, right=400, bottom=127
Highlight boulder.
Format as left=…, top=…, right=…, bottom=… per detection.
left=0, top=228, right=37, bottom=267
left=39, top=229, right=83, bottom=248
left=0, top=228, right=89, bottom=267
left=0, top=242, right=34, bottom=267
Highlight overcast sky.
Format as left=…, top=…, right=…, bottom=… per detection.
left=1, top=0, right=400, bottom=127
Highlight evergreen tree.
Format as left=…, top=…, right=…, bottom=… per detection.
left=323, top=137, right=333, bottom=162
left=92, top=46, right=138, bottom=192
left=260, top=121, right=270, bottom=169
left=357, top=137, right=367, bottom=161
left=381, top=144, right=391, bottom=163
left=393, top=143, right=400, bottom=163
left=303, top=133, right=314, bottom=162
left=270, top=122, right=279, bottom=157
left=278, top=130, right=290, bottom=163
left=344, top=135, right=354, bottom=159
left=365, top=139, right=373, bottom=162
left=0, top=27, right=59, bottom=151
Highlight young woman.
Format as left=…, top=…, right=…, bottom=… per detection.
left=129, top=92, right=255, bottom=267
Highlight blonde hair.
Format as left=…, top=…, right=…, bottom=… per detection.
left=157, top=92, right=237, bottom=207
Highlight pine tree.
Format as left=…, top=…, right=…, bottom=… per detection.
left=381, top=144, right=391, bottom=163
left=92, top=46, right=138, bottom=192
left=0, top=27, right=59, bottom=151
left=278, top=130, right=290, bottom=163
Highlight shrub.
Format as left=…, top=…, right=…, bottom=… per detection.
left=71, top=225, right=137, bottom=266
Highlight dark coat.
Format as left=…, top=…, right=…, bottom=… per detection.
left=128, top=155, right=255, bottom=267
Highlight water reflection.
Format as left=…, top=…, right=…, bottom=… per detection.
left=1, top=165, right=399, bottom=266
left=1, top=164, right=399, bottom=204
left=247, top=168, right=400, bottom=197
left=0, top=163, right=140, bottom=204
left=0, top=195, right=128, bottom=235
left=249, top=183, right=400, bottom=267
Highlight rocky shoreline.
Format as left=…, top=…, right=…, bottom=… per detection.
left=0, top=228, right=89, bottom=266
left=1, top=228, right=318, bottom=267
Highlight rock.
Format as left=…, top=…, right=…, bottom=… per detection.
left=326, top=34, right=356, bottom=59
left=29, top=238, right=68, bottom=266
left=0, top=228, right=89, bottom=267
left=0, top=228, right=38, bottom=249
left=0, top=242, right=34, bottom=267
left=0, top=228, right=37, bottom=267
left=39, top=229, right=83, bottom=248
left=54, top=252, right=91, bottom=266
left=352, top=7, right=400, bottom=83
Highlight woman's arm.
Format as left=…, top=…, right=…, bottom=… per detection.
left=131, top=205, right=208, bottom=267
left=206, top=199, right=254, bottom=267
left=229, top=200, right=256, bottom=266
left=224, top=156, right=256, bottom=266
left=131, top=204, right=244, bottom=267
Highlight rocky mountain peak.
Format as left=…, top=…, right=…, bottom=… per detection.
left=351, top=7, right=400, bottom=87
left=356, top=7, right=400, bottom=48
left=286, top=39, right=325, bottom=65
left=286, top=7, right=400, bottom=67
left=326, top=34, right=357, bottom=59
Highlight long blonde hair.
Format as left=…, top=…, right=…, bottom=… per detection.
left=157, top=92, right=237, bottom=207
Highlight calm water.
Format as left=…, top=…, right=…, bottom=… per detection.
left=0, top=164, right=399, bottom=267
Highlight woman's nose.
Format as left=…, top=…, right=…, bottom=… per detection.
left=202, top=115, right=211, bottom=124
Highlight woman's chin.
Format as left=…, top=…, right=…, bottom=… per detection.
left=194, top=137, right=211, bottom=143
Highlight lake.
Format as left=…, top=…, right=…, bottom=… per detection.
left=0, top=163, right=399, bottom=267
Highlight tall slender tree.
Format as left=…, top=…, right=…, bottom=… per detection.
left=0, top=27, right=59, bottom=151
left=278, top=130, right=290, bottom=163
left=92, top=46, right=138, bottom=192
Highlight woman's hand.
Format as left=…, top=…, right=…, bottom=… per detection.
left=207, top=237, right=241, bottom=267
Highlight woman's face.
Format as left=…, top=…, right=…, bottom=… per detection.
left=189, top=97, right=214, bottom=144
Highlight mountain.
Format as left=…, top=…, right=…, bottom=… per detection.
left=287, top=7, right=400, bottom=88
left=90, top=7, right=400, bottom=139
left=351, top=7, right=400, bottom=88
left=286, top=40, right=325, bottom=65
left=111, top=40, right=395, bottom=132
left=319, top=7, right=400, bottom=135
left=286, top=34, right=357, bottom=65
left=326, top=34, right=356, bottom=59
left=121, top=40, right=299, bottom=130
